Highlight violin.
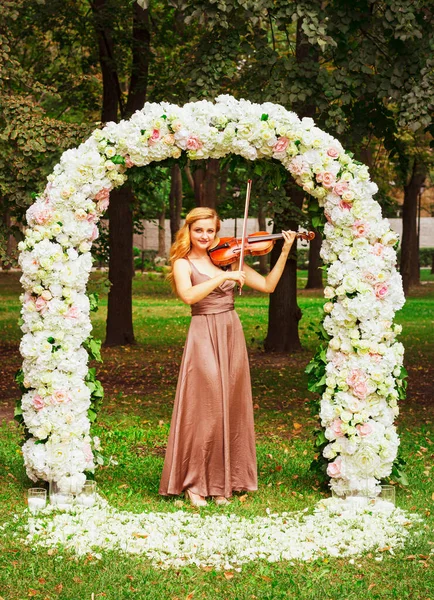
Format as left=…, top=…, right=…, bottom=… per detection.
left=208, top=230, right=315, bottom=267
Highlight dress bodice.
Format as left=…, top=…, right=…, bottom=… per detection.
left=187, top=259, right=235, bottom=316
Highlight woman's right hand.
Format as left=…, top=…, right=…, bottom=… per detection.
left=226, top=270, right=246, bottom=288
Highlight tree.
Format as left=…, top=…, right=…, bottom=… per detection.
left=90, top=0, right=151, bottom=345
left=0, top=0, right=92, bottom=265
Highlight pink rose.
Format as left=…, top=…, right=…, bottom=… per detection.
left=347, top=369, right=367, bottom=388
left=333, top=180, right=349, bottom=196
left=356, top=423, right=373, bottom=437
left=327, top=147, right=340, bottom=159
left=52, top=390, right=71, bottom=404
left=352, top=380, right=369, bottom=400
left=372, top=243, right=384, bottom=256
left=339, top=200, right=352, bottom=211
left=289, top=156, right=307, bottom=175
left=327, top=457, right=343, bottom=478
left=29, top=203, right=54, bottom=225
left=32, top=395, right=45, bottom=410
left=186, top=135, right=203, bottom=151
left=125, top=155, right=134, bottom=168
left=319, top=172, right=336, bottom=189
left=332, top=352, right=347, bottom=367
left=66, top=306, right=80, bottom=319
left=94, top=188, right=110, bottom=202
left=273, top=137, right=289, bottom=153
left=352, top=220, right=370, bottom=237
left=374, top=283, right=389, bottom=300
left=97, top=198, right=110, bottom=213
left=90, top=224, right=99, bottom=241
left=148, top=129, right=161, bottom=144
left=35, top=297, right=47, bottom=312
left=363, top=271, right=377, bottom=284
left=331, top=419, right=344, bottom=438
left=83, top=443, right=93, bottom=463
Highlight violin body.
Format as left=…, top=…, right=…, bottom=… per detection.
left=208, top=231, right=315, bottom=267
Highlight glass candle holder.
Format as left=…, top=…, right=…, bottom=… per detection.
left=27, top=488, right=47, bottom=514
left=75, top=480, right=97, bottom=507
left=378, top=484, right=396, bottom=506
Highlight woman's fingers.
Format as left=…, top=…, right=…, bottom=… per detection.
left=281, top=230, right=296, bottom=248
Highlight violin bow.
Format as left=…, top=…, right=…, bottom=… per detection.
left=238, top=179, right=252, bottom=295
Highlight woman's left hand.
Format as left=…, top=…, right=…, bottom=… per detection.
left=281, top=230, right=297, bottom=253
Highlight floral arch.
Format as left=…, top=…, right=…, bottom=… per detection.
left=17, top=95, right=406, bottom=498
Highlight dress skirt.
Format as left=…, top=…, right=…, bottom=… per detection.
left=159, top=308, right=258, bottom=498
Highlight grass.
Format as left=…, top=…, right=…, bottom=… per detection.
left=0, top=271, right=433, bottom=599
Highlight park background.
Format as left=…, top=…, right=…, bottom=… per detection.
left=1, top=1, right=434, bottom=598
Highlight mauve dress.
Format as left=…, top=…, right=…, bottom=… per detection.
left=159, top=259, right=258, bottom=498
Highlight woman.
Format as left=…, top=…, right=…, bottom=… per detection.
left=159, top=207, right=296, bottom=506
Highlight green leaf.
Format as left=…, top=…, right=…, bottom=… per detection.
left=260, top=113, right=269, bottom=121
left=110, top=155, right=126, bottom=165
left=87, top=292, right=99, bottom=313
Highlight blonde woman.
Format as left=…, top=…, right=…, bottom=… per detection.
left=159, top=207, right=296, bottom=506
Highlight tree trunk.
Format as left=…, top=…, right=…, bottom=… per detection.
left=202, top=159, right=219, bottom=208
left=400, top=159, right=426, bottom=293
left=305, top=230, right=323, bottom=289
left=91, top=0, right=121, bottom=122
left=98, top=2, right=150, bottom=346
left=158, top=207, right=166, bottom=257
left=264, top=183, right=303, bottom=352
left=257, top=202, right=268, bottom=274
left=124, top=3, right=150, bottom=115
left=105, top=187, right=135, bottom=345
left=264, top=17, right=317, bottom=352
left=169, top=164, right=183, bottom=243
left=192, top=160, right=220, bottom=207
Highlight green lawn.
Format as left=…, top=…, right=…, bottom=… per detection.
left=0, top=271, right=433, bottom=599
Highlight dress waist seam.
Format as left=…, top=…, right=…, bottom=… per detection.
left=191, top=307, right=235, bottom=317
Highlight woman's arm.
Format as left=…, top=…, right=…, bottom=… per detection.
left=173, top=259, right=246, bottom=305
left=240, top=230, right=297, bottom=293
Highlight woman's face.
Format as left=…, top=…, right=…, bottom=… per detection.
left=190, top=218, right=217, bottom=251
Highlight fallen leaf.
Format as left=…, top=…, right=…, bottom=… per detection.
left=186, top=593, right=195, bottom=600
left=38, top=579, right=46, bottom=585
left=368, top=584, right=376, bottom=591
left=275, top=465, right=282, bottom=472
left=28, top=591, right=39, bottom=597
left=202, top=566, right=213, bottom=572
left=238, top=494, right=248, bottom=503
left=224, top=572, right=234, bottom=580
left=405, top=555, right=416, bottom=560
left=132, top=533, right=148, bottom=539
left=261, top=576, right=272, bottom=582
left=72, top=577, right=83, bottom=584
left=53, top=584, right=63, bottom=594
left=293, top=422, right=302, bottom=430
left=126, top=575, right=134, bottom=581
left=253, top=404, right=260, bottom=410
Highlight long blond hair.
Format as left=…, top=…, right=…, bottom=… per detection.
left=167, top=207, right=221, bottom=291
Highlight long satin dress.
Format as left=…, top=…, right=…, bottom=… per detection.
left=159, top=259, right=258, bottom=498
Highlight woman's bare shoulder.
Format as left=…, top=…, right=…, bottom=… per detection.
left=173, top=257, right=191, bottom=273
